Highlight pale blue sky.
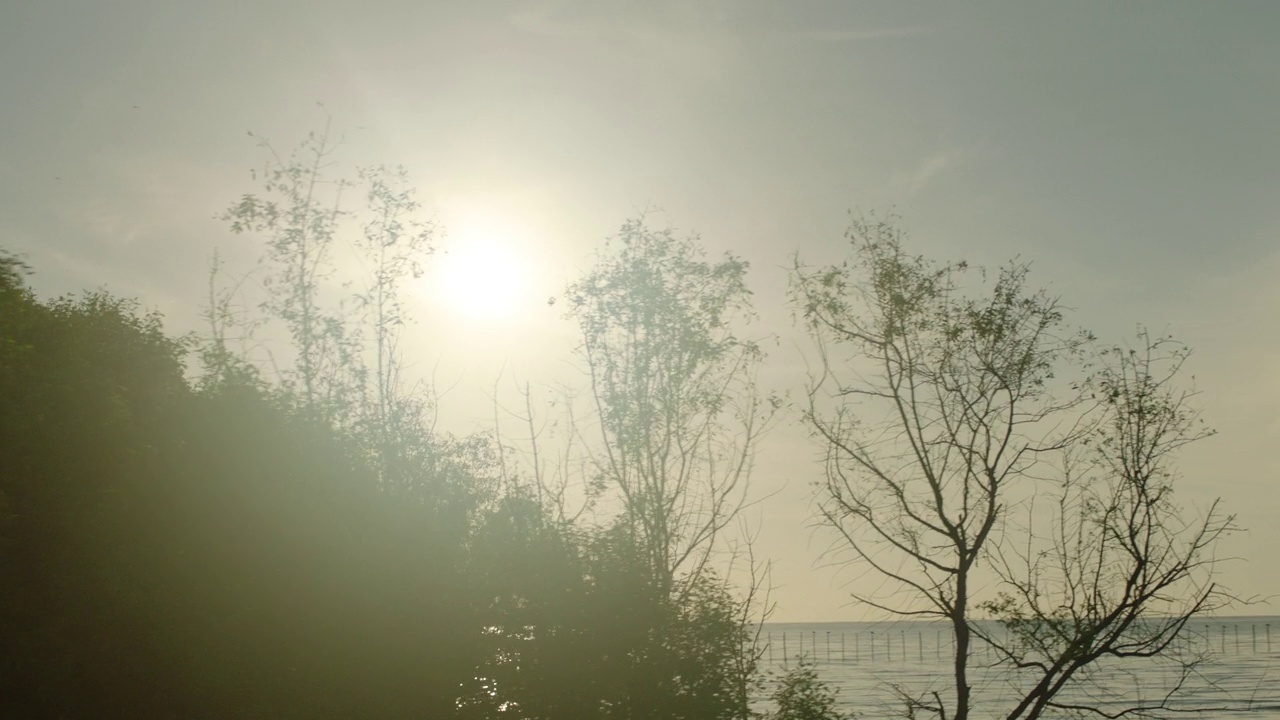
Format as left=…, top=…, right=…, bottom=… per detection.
left=2, top=0, right=1277, bottom=620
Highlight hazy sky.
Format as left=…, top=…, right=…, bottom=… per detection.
left=2, top=1, right=1278, bottom=621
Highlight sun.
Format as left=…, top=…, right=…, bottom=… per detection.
left=435, top=220, right=531, bottom=321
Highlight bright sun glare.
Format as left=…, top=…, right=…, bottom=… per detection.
left=436, top=216, right=530, bottom=321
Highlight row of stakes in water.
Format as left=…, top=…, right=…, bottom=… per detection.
left=759, top=623, right=1275, bottom=666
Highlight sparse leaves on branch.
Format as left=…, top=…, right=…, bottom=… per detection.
left=566, top=217, right=777, bottom=599
left=793, top=215, right=1235, bottom=720
left=221, top=122, right=355, bottom=421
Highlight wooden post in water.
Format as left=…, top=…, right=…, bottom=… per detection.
left=855, top=632, right=860, bottom=662
left=1234, top=624, right=1240, bottom=653
left=841, top=632, right=846, bottom=662
left=826, top=631, right=831, bottom=662
left=1253, top=625, right=1257, bottom=653
left=918, top=630, right=923, bottom=662
left=870, top=631, right=876, bottom=662
left=1221, top=625, right=1226, bottom=654
left=812, top=631, right=817, bottom=662
left=783, top=633, right=788, bottom=669
left=768, top=633, right=773, bottom=664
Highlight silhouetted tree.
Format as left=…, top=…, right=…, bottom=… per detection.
left=792, top=217, right=1235, bottom=720
left=0, top=251, right=492, bottom=718
left=555, top=217, right=777, bottom=719
left=222, top=120, right=360, bottom=422
left=353, top=164, right=435, bottom=440
left=566, top=217, right=778, bottom=599
left=0, top=260, right=193, bottom=717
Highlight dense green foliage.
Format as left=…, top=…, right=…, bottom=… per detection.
left=767, top=662, right=847, bottom=720
left=0, top=250, right=475, bottom=717
left=0, top=244, right=767, bottom=719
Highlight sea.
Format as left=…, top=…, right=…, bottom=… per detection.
left=755, top=617, right=1280, bottom=719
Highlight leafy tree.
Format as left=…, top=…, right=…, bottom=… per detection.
left=558, top=218, right=778, bottom=718
left=171, top=377, right=489, bottom=718
left=221, top=120, right=358, bottom=421
left=219, top=127, right=447, bottom=495
left=565, top=217, right=778, bottom=600
left=791, top=217, right=1235, bottom=720
left=0, top=250, right=495, bottom=718
left=769, top=661, right=847, bottom=720
left=353, top=164, right=437, bottom=490
left=455, top=483, right=762, bottom=720
left=0, top=264, right=192, bottom=717
left=474, top=217, right=776, bottom=719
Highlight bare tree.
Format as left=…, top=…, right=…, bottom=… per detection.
left=978, top=333, right=1236, bottom=720
left=491, top=379, right=595, bottom=525
left=792, top=217, right=1235, bottom=720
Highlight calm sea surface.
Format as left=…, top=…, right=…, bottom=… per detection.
left=756, top=617, right=1280, bottom=719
